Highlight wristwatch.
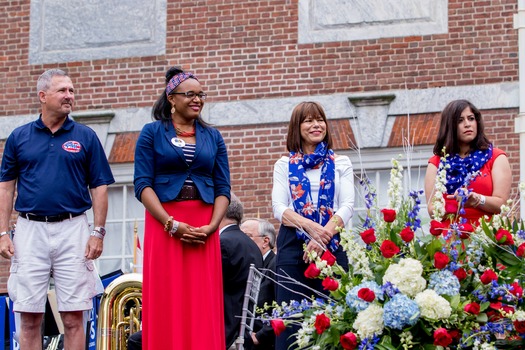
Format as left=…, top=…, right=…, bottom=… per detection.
left=479, top=195, right=486, bottom=206
left=91, top=226, right=106, bottom=239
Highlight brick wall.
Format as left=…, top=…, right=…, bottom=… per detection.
left=0, top=1, right=518, bottom=117
left=0, top=0, right=520, bottom=291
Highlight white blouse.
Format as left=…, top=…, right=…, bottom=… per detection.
left=272, top=155, right=355, bottom=226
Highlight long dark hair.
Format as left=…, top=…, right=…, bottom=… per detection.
left=152, top=66, right=209, bottom=127
left=286, top=101, right=333, bottom=152
left=433, top=99, right=491, bottom=156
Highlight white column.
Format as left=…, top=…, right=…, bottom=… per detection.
left=514, top=0, right=525, bottom=217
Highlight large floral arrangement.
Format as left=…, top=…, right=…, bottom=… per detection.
left=265, top=155, right=525, bottom=350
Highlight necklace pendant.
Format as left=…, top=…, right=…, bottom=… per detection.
left=171, top=137, right=186, bottom=148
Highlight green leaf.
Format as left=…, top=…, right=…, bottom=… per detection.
left=476, top=313, right=488, bottom=323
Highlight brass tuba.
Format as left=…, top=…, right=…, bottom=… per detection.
left=96, top=273, right=142, bottom=350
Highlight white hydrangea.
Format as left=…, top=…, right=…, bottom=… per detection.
left=353, top=304, right=384, bottom=339
left=415, top=289, right=452, bottom=320
left=383, top=258, right=426, bottom=297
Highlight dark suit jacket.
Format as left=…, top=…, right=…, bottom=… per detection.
left=254, top=250, right=276, bottom=349
left=134, top=120, right=230, bottom=204
left=221, top=224, right=263, bottom=349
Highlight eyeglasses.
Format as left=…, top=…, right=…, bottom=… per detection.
left=171, top=91, right=208, bottom=100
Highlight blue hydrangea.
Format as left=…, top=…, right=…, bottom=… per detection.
left=383, top=294, right=420, bottom=329
left=346, top=281, right=384, bottom=311
left=429, top=269, right=460, bottom=296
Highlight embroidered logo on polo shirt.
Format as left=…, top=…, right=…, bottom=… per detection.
left=62, top=141, right=82, bottom=153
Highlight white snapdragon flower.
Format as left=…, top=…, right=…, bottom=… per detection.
left=387, top=157, right=404, bottom=210
left=340, top=236, right=373, bottom=279
left=431, top=153, right=449, bottom=220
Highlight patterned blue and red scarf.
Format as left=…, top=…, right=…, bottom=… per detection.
left=443, top=144, right=493, bottom=194
left=288, top=141, right=339, bottom=252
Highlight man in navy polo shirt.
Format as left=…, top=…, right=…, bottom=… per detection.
left=0, top=68, right=114, bottom=350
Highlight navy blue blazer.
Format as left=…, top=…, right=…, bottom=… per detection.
left=134, top=120, right=231, bottom=204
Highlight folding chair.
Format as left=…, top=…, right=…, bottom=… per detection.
left=234, top=264, right=264, bottom=350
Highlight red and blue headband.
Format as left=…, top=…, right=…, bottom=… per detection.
left=165, top=72, right=198, bottom=97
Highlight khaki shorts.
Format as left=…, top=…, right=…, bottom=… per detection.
left=8, top=214, right=100, bottom=313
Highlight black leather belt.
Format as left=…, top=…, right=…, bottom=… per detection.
left=19, top=212, right=84, bottom=223
left=175, top=185, right=200, bottom=201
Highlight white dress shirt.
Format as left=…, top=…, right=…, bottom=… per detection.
left=271, top=154, right=355, bottom=226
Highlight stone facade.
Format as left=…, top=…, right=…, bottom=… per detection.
left=0, top=0, right=520, bottom=291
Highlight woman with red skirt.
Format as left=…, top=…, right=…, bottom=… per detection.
left=134, top=66, right=230, bottom=350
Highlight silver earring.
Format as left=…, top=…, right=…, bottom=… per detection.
left=171, top=106, right=176, bottom=114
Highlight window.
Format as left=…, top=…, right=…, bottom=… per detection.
left=86, top=165, right=145, bottom=276
left=343, top=146, right=433, bottom=228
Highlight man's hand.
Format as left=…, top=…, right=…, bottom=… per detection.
left=85, top=236, right=103, bottom=260
left=0, top=235, right=14, bottom=259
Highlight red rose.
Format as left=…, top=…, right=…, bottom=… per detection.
left=444, top=199, right=458, bottom=214
left=322, top=277, right=339, bottom=291
left=434, top=251, right=450, bottom=269
left=380, top=240, right=400, bottom=258
left=464, top=302, right=481, bottom=315
left=340, top=332, right=358, bottom=350
left=495, top=228, right=514, bottom=245
left=514, top=320, right=525, bottom=334
left=448, top=329, right=462, bottom=343
left=517, top=243, right=525, bottom=257
left=480, top=269, right=498, bottom=284
left=270, top=319, right=286, bottom=336
left=314, top=313, right=331, bottom=334
left=453, top=268, right=467, bottom=281
left=357, top=288, right=376, bottom=302
left=459, top=222, right=474, bottom=239
left=360, top=228, right=376, bottom=245
left=321, top=250, right=336, bottom=266
left=381, top=208, right=396, bottom=223
left=510, top=282, right=523, bottom=298
left=433, top=328, right=453, bottom=347
left=502, top=305, right=515, bottom=314
left=490, top=302, right=502, bottom=310
left=304, top=263, right=321, bottom=279
left=400, top=227, right=414, bottom=242
left=429, top=220, right=445, bottom=236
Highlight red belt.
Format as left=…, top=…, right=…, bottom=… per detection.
left=175, top=185, right=200, bottom=201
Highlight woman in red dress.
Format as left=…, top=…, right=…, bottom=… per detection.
left=134, top=66, right=230, bottom=349
left=425, top=99, right=511, bottom=225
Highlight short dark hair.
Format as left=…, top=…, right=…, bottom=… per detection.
left=225, top=193, right=243, bottom=224
left=433, top=99, right=491, bottom=156
left=286, top=101, right=333, bottom=152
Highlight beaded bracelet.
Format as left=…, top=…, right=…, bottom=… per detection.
left=164, top=216, right=173, bottom=232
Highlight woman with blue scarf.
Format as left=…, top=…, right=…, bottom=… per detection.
left=425, top=99, right=511, bottom=224
left=272, top=102, right=355, bottom=350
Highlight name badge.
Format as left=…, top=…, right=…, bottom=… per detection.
left=171, top=137, right=186, bottom=148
